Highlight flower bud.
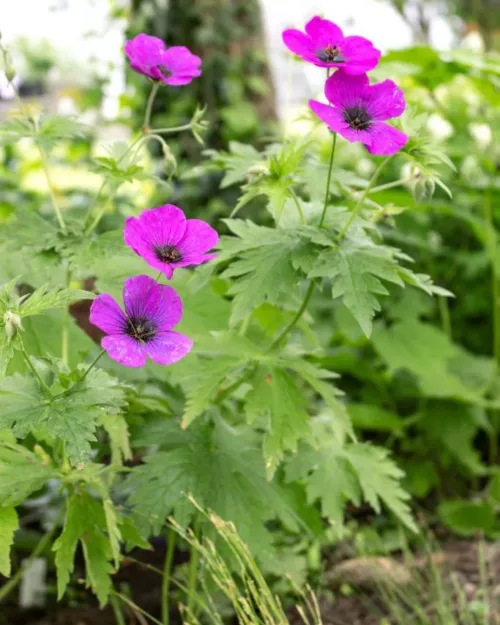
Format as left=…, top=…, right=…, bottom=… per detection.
left=161, top=142, right=177, bottom=172
left=413, top=176, right=435, bottom=202
left=2, top=49, right=15, bottom=83
left=3, top=310, right=22, bottom=341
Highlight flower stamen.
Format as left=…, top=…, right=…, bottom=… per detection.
left=317, top=44, right=344, bottom=63
left=157, top=64, right=172, bottom=78
left=155, top=244, right=183, bottom=263
left=344, top=105, right=371, bottom=130
left=125, top=317, right=157, bottom=343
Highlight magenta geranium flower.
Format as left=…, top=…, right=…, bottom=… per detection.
left=124, top=33, right=201, bottom=86
left=282, top=16, right=380, bottom=75
left=309, top=71, right=408, bottom=155
left=90, top=275, right=193, bottom=368
left=124, top=204, right=219, bottom=279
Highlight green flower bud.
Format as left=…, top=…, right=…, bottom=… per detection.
left=3, top=310, right=22, bottom=341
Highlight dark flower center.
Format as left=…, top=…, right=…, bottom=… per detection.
left=343, top=106, right=371, bottom=130
left=317, top=44, right=344, bottom=63
left=125, top=316, right=157, bottom=343
left=157, top=64, right=172, bottom=78
left=155, top=245, right=183, bottom=263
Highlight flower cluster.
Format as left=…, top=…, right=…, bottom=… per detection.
left=283, top=16, right=408, bottom=155
left=90, top=204, right=218, bottom=368
left=89, top=34, right=214, bottom=368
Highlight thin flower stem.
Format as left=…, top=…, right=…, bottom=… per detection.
left=290, top=189, right=306, bottom=224
left=38, top=144, right=66, bottom=232
left=79, top=349, right=106, bottom=383
left=267, top=282, right=315, bottom=351
left=161, top=527, right=177, bottom=625
left=84, top=129, right=144, bottom=234
left=0, top=509, right=63, bottom=604
left=143, top=82, right=160, bottom=131
left=61, top=267, right=71, bottom=365
left=110, top=592, right=127, bottom=625
left=148, top=123, right=193, bottom=135
left=318, top=132, right=337, bottom=227
left=113, top=591, right=164, bottom=625
left=20, top=341, right=51, bottom=395
left=369, top=177, right=410, bottom=194
left=484, top=189, right=500, bottom=365
left=337, top=154, right=394, bottom=241
left=438, top=295, right=451, bottom=338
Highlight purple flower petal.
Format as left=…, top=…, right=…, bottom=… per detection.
left=309, top=100, right=346, bottom=134
left=125, top=34, right=165, bottom=79
left=282, top=29, right=314, bottom=58
left=89, top=294, right=126, bottom=334
left=325, top=71, right=369, bottom=108
left=125, top=204, right=187, bottom=251
left=123, top=275, right=162, bottom=321
left=150, top=285, right=184, bottom=332
left=338, top=36, right=381, bottom=75
left=162, top=46, right=202, bottom=74
left=146, top=330, right=193, bottom=366
left=102, top=335, right=148, bottom=368
left=366, top=123, right=408, bottom=155
left=305, top=16, right=343, bottom=47
left=176, top=219, right=220, bottom=259
left=365, top=79, right=406, bottom=120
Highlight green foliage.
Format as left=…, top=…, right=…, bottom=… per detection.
left=286, top=422, right=416, bottom=533
left=0, top=365, right=126, bottom=465
left=0, top=115, right=86, bottom=151
left=438, top=500, right=497, bottom=536
left=54, top=491, right=116, bottom=605
left=0, top=444, right=57, bottom=506
left=0, top=506, right=18, bottom=577
left=127, top=419, right=297, bottom=552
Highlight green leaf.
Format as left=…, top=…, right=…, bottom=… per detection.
left=127, top=419, right=296, bottom=553
left=19, top=284, right=94, bottom=317
left=346, top=444, right=416, bottom=532
left=0, top=507, right=18, bottom=576
left=0, top=444, right=56, bottom=506
left=171, top=331, right=260, bottom=427
left=119, top=516, right=150, bottom=552
left=285, top=442, right=360, bottom=527
left=372, top=319, right=494, bottom=403
left=219, top=221, right=317, bottom=325
left=418, top=402, right=487, bottom=474
left=438, top=500, right=496, bottom=536
left=348, top=404, right=403, bottom=433
left=54, top=492, right=115, bottom=605
left=0, top=118, right=35, bottom=144
left=245, top=366, right=312, bottom=477
left=99, top=412, right=131, bottom=466
left=309, top=239, right=405, bottom=336
left=0, top=367, right=127, bottom=466
left=286, top=437, right=415, bottom=532
left=36, top=115, right=87, bottom=151
left=203, top=141, right=261, bottom=188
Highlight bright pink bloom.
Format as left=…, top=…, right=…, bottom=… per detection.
left=124, top=33, right=201, bottom=86
left=282, top=16, right=380, bottom=75
left=90, top=275, right=193, bottom=368
left=124, top=204, right=219, bottom=279
left=309, top=71, right=408, bottom=155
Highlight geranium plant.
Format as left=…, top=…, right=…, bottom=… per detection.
left=0, top=19, right=454, bottom=615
